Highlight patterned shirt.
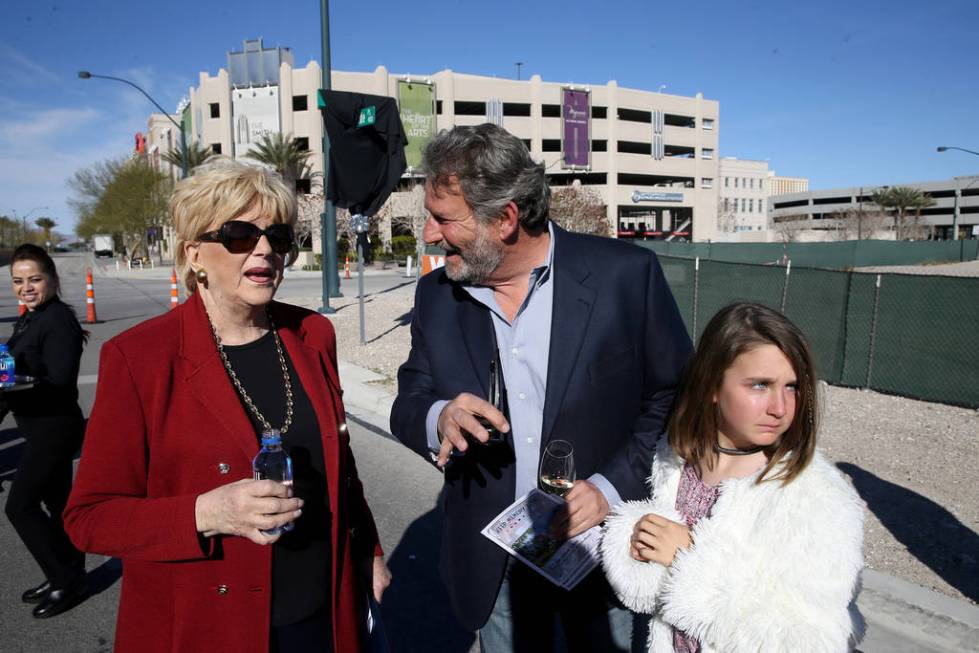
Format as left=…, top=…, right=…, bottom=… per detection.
left=673, top=463, right=721, bottom=653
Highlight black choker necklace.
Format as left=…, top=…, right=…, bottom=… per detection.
left=713, top=442, right=765, bottom=456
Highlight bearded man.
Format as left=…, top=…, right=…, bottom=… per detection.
left=390, top=123, right=691, bottom=652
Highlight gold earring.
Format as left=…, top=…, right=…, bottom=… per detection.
left=195, top=268, right=208, bottom=285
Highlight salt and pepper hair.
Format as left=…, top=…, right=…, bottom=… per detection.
left=171, top=157, right=297, bottom=292
left=422, top=123, right=550, bottom=231
left=669, top=302, right=819, bottom=485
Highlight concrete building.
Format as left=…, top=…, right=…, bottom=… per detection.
left=717, top=158, right=770, bottom=241
left=152, top=39, right=723, bottom=246
left=767, top=174, right=809, bottom=197
left=770, top=177, right=979, bottom=241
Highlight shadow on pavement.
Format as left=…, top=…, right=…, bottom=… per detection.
left=366, top=310, right=413, bottom=345
left=85, top=557, right=123, bottom=598
left=838, top=462, right=979, bottom=603
left=382, top=506, right=475, bottom=653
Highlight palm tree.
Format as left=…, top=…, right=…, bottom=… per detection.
left=244, top=132, right=316, bottom=192
left=35, top=217, right=57, bottom=244
left=872, top=186, right=935, bottom=240
left=161, top=142, right=213, bottom=175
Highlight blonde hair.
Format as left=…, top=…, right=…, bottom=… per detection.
left=171, top=157, right=298, bottom=292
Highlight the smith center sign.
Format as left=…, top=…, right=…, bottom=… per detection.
left=632, top=191, right=684, bottom=203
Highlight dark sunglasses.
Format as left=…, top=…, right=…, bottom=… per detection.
left=198, top=220, right=295, bottom=255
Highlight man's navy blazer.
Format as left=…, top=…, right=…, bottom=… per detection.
left=390, top=224, right=692, bottom=629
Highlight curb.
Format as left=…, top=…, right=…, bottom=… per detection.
left=335, top=357, right=979, bottom=653
left=337, top=360, right=394, bottom=433
left=859, top=569, right=979, bottom=652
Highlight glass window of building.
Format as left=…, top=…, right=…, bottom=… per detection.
left=702, top=177, right=713, bottom=189
left=701, top=148, right=714, bottom=160
left=703, top=118, right=715, bottom=130
left=209, top=103, right=220, bottom=119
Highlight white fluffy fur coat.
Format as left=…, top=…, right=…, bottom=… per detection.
left=601, top=439, right=865, bottom=653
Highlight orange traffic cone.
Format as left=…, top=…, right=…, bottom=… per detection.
left=169, top=269, right=179, bottom=310
left=344, top=257, right=351, bottom=279
left=17, top=300, right=26, bottom=316
left=85, top=267, right=99, bottom=324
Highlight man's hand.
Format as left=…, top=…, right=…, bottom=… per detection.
left=629, top=513, right=692, bottom=566
left=371, top=555, right=392, bottom=602
left=435, top=393, right=509, bottom=467
left=550, top=479, right=609, bottom=539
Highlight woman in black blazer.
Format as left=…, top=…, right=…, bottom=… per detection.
left=5, top=243, right=87, bottom=619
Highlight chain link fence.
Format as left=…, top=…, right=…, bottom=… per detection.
left=655, top=255, right=979, bottom=408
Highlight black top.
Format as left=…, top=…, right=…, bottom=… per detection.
left=5, top=298, right=84, bottom=417
left=222, top=331, right=332, bottom=628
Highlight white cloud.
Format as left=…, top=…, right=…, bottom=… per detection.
left=0, top=107, right=101, bottom=151
left=0, top=43, right=60, bottom=86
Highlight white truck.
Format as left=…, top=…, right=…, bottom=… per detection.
left=93, top=234, right=114, bottom=258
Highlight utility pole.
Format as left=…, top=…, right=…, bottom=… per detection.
left=319, top=0, right=341, bottom=313
left=515, top=62, right=524, bottom=80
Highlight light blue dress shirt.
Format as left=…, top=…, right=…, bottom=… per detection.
left=424, top=224, right=622, bottom=505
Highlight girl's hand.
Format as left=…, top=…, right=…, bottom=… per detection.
left=629, top=513, right=692, bottom=566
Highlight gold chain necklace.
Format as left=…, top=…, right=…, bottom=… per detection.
left=208, top=310, right=294, bottom=435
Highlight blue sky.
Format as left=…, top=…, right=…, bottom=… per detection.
left=2, top=0, right=977, bottom=234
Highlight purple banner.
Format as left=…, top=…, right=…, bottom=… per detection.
left=562, top=89, right=590, bottom=168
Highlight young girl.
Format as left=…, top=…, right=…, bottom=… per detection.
left=601, top=302, right=864, bottom=653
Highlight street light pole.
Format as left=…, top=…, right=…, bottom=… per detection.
left=319, top=0, right=341, bottom=313
left=937, top=146, right=979, bottom=157
left=78, top=71, right=188, bottom=178
left=936, top=146, right=979, bottom=240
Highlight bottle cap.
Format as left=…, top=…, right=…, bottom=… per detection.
left=260, top=429, right=282, bottom=446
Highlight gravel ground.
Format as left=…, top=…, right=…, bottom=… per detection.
left=293, top=282, right=979, bottom=606
left=856, top=259, right=979, bottom=277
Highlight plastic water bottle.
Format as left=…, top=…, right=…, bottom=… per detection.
left=252, top=429, right=294, bottom=536
left=0, top=344, right=15, bottom=388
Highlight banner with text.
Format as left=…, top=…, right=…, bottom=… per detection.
left=232, top=85, right=281, bottom=159
left=562, top=88, right=590, bottom=168
left=398, top=81, right=436, bottom=170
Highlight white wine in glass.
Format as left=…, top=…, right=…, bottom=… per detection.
left=539, top=440, right=575, bottom=498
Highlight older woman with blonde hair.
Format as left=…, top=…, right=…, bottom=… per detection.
left=66, top=158, right=389, bottom=652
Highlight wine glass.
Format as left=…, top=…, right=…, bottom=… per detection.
left=539, top=440, right=575, bottom=498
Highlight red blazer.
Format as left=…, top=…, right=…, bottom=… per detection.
left=65, top=292, right=381, bottom=653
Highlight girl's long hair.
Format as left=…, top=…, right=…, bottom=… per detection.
left=668, top=302, right=818, bottom=485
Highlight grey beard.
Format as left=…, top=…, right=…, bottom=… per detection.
left=441, top=226, right=504, bottom=285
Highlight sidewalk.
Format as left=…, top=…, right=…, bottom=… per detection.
left=335, top=358, right=979, bottom=653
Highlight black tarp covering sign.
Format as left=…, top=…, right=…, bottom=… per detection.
left=318, top=89, right=407, bottom=217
